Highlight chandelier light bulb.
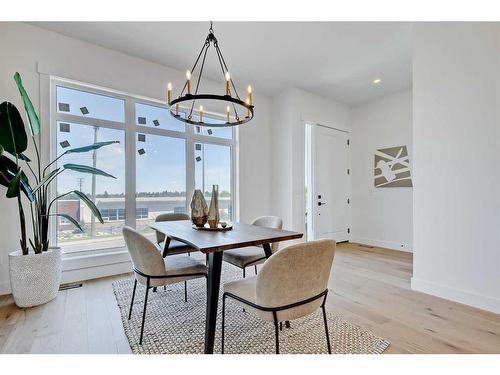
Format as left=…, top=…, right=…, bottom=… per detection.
left=186, top=70, right=192, bottom=94
left=247, top=85, right=253, bottom=105
left=167, top=82, right=173, bottom=103
left=225, top=72, right=231, bottom=95
left=245, top=98, right=250, bottom=118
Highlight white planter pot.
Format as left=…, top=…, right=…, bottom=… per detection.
left=8, top=247, right=62, bottom=308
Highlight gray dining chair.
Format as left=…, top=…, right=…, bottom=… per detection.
left=123, top=226, right=207, bottom=345
left=222, top=216, right=283, bottom=277
left=221, top=239, right=336, bottom=354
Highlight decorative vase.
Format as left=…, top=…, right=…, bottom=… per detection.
left=207, top=184, right=220, bottom=229
left=190, top=189, right=209, bottom=227
left=8, top=247, right=62, bottom=308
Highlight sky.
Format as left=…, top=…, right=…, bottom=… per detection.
left=55, top=86, right=232, bottom=196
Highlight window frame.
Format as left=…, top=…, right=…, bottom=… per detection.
left=49, top=77, right=237, bottom=256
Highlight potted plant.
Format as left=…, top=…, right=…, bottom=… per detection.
left=0, top=72, right=118, bottom=307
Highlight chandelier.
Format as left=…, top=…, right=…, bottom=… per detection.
left=166, top=22, right=254, bottom=127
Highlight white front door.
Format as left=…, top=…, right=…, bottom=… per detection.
left=308, top=124, right=350, bottom=242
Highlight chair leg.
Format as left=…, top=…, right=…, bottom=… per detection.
left=184, top=280, right=188, bottom=302
left=221, top=294, right=226, bottom=354
left=273, top=312, right=280, bottom=354
left=285, top=321, right=291, bottom=328
left=241, top=268, right=247, bottom=312
left=279, top=321, right=283, bottom=331
left=128, top=279, right=137, bottom=320
left=139, top=281, right=150, bottom=345
left=254, top=265, right=258, bottom=275
left=321, top=304, right=332, bottom=354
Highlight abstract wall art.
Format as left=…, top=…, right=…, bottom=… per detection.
left=374, top=145, right=413, bottom=187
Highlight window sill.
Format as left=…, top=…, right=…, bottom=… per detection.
left=61, top=247, right=132, bottom=284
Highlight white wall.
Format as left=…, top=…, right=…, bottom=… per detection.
left=412, top=23, right=500, bottom=313
left=270, top=88, right=350, bottom=236
left=350, top=90, right=413, bottom=251
left=0, top=22, right=272, bottom=294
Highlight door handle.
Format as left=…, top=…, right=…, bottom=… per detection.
left=318, top=202, right=326, bottom=206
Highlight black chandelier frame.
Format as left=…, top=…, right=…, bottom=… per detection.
left=168, top=22, right=254, bottom=127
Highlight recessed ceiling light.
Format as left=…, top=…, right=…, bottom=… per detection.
left=373, top=78, right=382, bottom=85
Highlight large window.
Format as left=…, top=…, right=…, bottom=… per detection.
left=52, top=80, right=236, bottom=254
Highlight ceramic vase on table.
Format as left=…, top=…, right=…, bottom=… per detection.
left=190, top=189, right=209, bottom=227
left=207, top=185, right=220, bottom=229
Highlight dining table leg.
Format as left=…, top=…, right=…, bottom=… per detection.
left=262, top=243, right=272, bottom=258
left=204, top=251, right=223, bottom=354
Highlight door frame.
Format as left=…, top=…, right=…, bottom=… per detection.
left=305, top=122, right=352, bottom=242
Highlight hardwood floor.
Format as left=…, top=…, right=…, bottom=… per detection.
left=0, top=242, right=498, bottom=354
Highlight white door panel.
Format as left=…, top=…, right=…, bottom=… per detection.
left=311, top=125, right=349, bottom=242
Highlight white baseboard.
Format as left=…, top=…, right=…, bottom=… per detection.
left=411, top=277, right=500, bottom=315
left=350, top=236, right=412, bottom=252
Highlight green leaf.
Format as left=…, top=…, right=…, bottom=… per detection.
left=0, top=155, right=34, bottom=201
left=20, top=171, right=35, bottom=202
left=0, top=144, right=3, bottom=155
left=6, top=168, right=21, bottom=198
left=64, top=141, right=120, bottom=154
left=51, top=214, right=83, bottom=232
left=0, top=154, right=17, bottom=187
left=63, top=163, right=116, bottom=179
left=0, top=102, right=28, bottom=155
left=14, top=73, right=40, bottom=137
left=32, top=168, right=60, bottom=193
left=73, top=190, right=104, bottom=224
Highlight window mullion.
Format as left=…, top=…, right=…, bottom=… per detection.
left=125, top=98, right=136, bottom=228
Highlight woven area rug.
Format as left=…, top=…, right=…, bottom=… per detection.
left=112, top=262, right=390, bottom=354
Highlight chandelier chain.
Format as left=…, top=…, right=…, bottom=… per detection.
left=188, top=42, right=209, bottom=119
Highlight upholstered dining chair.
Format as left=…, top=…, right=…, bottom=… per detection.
left=154, top=213, right=194, bottom=257
left=123, top=226, right=207, bottom=345
left=154, top=213, right=198, bottom=300
left=221, top=239, right=336, bottom=354
left=222, top=216, right=283, bottom=277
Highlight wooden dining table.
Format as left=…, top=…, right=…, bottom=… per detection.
left=148, top=220, right=303, bottom=354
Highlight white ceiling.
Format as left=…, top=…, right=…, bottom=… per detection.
left=31, top=22, right=413, bottom=105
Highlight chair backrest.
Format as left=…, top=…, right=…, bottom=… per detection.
left=251, top=216, right=283, bottom=253
left=123, top=226, right=166, bottom=277
left=154, top=212, right=190, bottom=243
left=255, top=239, right=336, bottom=308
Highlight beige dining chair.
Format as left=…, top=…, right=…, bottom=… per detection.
left=155, top=213, right=194, bottom=257
left=123, top=226, right=207, bottom=345
left=221, top=239, right=336, bottom=354
left=154, top=213, right=198, bottom=300
left=222, top=216, right=283, bottom=277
